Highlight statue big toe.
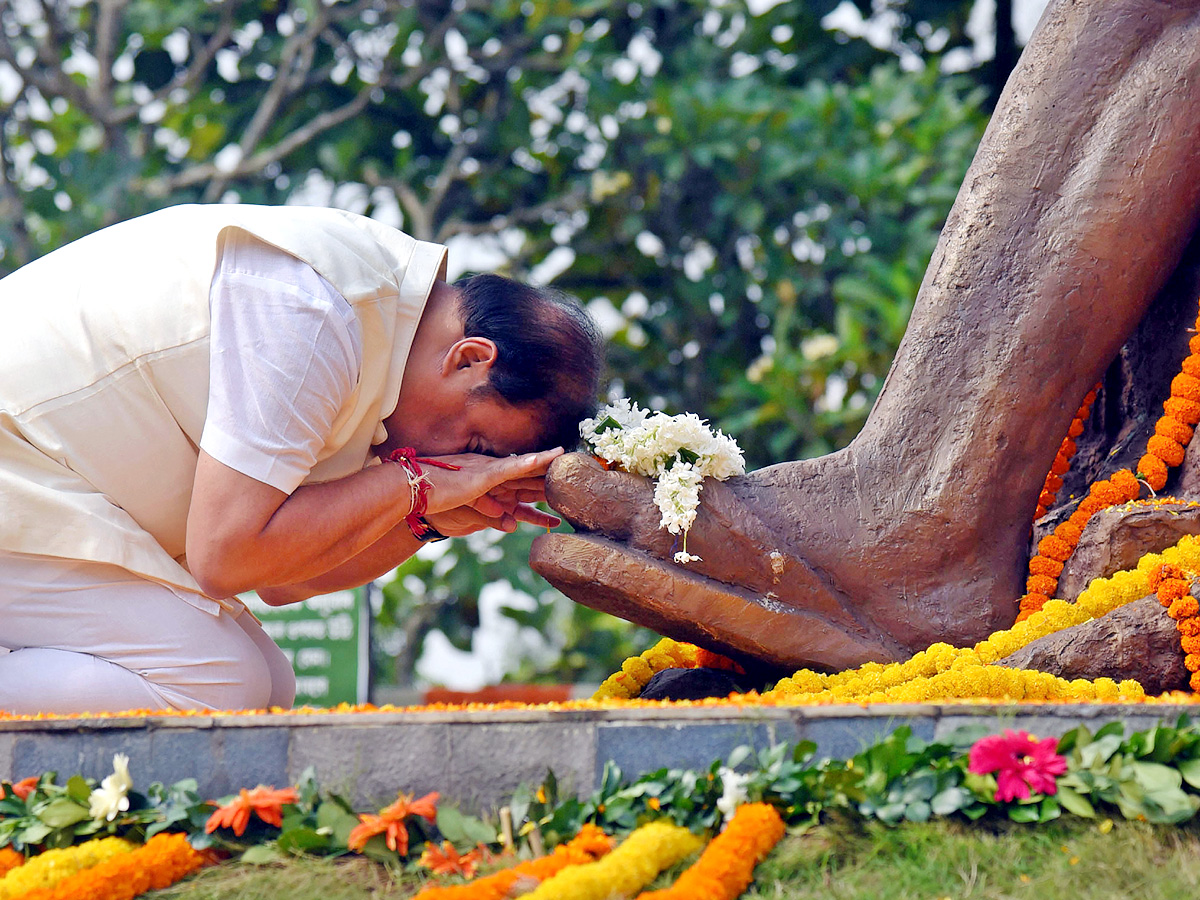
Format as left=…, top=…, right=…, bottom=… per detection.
left=533, top=0, right=1200, bottom=673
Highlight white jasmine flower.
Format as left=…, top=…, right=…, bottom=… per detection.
left=88, top=753, right=132, bottom=822
left=653, top=463, right=703, bottom=535
left=581, top=400, right=746, bottom=564
left=716, top=766, right=751, bottom=823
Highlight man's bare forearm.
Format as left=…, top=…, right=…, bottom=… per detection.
left=255, top=523, right=423, bottom=606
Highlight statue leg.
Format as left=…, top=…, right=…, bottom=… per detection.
left=533, top=0, right=1200, bottom=671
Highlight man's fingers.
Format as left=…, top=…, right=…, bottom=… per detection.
left=471, top=493, right=510, bottom=518
left=513, top=503, right=560, bottom=529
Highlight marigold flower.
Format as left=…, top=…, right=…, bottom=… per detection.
left=1149, top=563, right=1185, bottom=591
left=204, top=785, right=299, bottom=836
left=1168, top=597, right=1200, bottom=620
left=347, top=790, right=439, bottom=855
left=1191, top=337, right=1200, bottom=356
left=1156, top=415, right=1195, bottom=445
left=1029, top=557, right=1064, bottom=577
left=1191, top=671, right=1200, bottom=692
left=968, top=730, right=1067, bottom=802
left=1183, top=634, right=1200, bottom=655
left=1026, top=574, right=1058, bottom=596
left=1088, top=479, right=1126, bottom=507
left=1109, top=468, right=1142, bottom=499
left=1172, top=373, right=1200, bottom=402
left=1137, top=454, right=1169, bottom=490
left=1148, top=435, right=1186, bottom=467
left=1157, top=579, right=1190, bottom=606
left=1037, top=535, right=1074, bottom=562
left=1165, top=397, right=1200, bottom=425
left=1178, top=617, right=1200, bottom=637
left=1055, top=521, right=1083, bottom=546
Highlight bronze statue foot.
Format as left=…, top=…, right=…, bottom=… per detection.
left=530, top=453, right=1016, bottom=671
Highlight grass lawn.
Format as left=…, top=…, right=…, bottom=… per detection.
left=152, top=816, right=1200, bottom=899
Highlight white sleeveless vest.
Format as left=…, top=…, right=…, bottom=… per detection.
left=0, top=204, right=447, bottom=600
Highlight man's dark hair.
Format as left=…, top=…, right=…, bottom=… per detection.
left=456, top=273, right=604, bottom=451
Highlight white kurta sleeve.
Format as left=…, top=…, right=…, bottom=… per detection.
left=201, top=234, right=364, bottom=494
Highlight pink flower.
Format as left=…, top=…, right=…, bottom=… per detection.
left=968, top=730, right=1068, bottom=802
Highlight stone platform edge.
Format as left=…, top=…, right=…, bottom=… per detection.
left=1, top=703, right=1192, bottom=812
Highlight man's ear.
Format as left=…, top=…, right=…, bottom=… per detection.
left=444, top=337, right=498, bottom=375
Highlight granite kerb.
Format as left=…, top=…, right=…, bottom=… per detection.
left=0, top=703, right=1193, bottom=812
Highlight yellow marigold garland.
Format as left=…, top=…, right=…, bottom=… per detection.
left=410, top=824, right=614, bottom=900
left=0, top=837, right=134, bottom=899
left=635, top=802, right=785, bottom=900
left=14, top=833, right=207, bottom=900
left=768, top=534, right=1200, bottom=704
left=521, top=821, right=702, bottom=900
left=592, top=639, right=743, bottom=701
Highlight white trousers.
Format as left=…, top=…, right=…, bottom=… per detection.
left=0, top=551, right=295, bottom=714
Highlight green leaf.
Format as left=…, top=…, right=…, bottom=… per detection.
left=37, top=797, right=91, bottom=828
left=277, top=826, right=330, bottom=855
left=437, top=806, right=496, bottom=847
left=1007, top=804, right=1042, bottom=824
left=930, top=787, right=971, bottom=816
left=1131, top=761, right=1183, bottom=795
left=241, top=844, right=288, bottom=865
left=18, top=822, right=52, bottom=845
left=903, top=800, right=931, bottom=823
left=65, top=775, right=92, bottom=804
left=1177, top=757, right=1200, bottom=789
left=1053, top=786, right=1095, bottom=819
left=315, top=800, right=360, bottom=848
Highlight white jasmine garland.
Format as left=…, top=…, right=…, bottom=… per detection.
left=581, top=400, right=745, bottom=564
left=88, top=752, right=132, bottom=822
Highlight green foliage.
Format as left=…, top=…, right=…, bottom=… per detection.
left=0, top=767, right=210, bottom=851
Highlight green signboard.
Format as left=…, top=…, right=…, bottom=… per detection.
left=245, top=588, right=371, bottom=707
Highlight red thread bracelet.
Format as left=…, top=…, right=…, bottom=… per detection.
left=387, top=447, right=462, bottom=540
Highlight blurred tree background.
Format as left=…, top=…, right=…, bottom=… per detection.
left=0, top=0, right=1032, bottom=689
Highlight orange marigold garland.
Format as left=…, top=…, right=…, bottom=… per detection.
left=0, top=849, right=22, bottom=879
left=1017, top=470, right=1141, bottom=620
left=410, top=824, right=614, bottom=900
left=635, top=802, right=786, bottom=900
left=14, top=833, right=207, bottom=900
left=1151, top=563, right=1200, bottom=692
left=1019, top=306, right=1200, bottom=621
left=1034, top=388, right=1097, bottom=520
